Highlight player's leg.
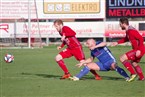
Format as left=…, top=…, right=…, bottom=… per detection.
left=55, top=54, right=69, bottom=74
left=111, top=63, right=129, bottom=81
left=120, top=51, right=136, bottom=75
left=132, top=51, right=145, bottom=81
left=90, top=69, right=101, bottom=80
left=132, top=62, right=144, bottom=81
left=120, top=50, right=139, bottom=82
left=73, top=47, right=101, bottom=80
left=70, top=62, right=101, bottom=81
left=55, top=49, right=72, bottom=79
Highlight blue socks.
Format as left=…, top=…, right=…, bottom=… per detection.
left=115, top=66, right=129, bottom=78
left=76, top=66, right=90, bottom=79
left=76, top=66, right=129, bottom=79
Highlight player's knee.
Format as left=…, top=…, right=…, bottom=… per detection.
left=136, top=50, right=141, bottom=57
left=119, top=56, right=124, bottom=62
left=119, top=55, right=127, bottom=62
left=87, top=63, right=92, bottom=69
left=111, top=63, right=117, bottom=70
left=132, top=62, right=138, bottom=67
left=55, top=54, right=62, bottom=61
left=87, top=63, right=99, bottom=71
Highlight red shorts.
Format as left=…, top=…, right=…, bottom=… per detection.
left=59, top=46, right=85, bottom=61
left=126, top=49, right=145, bottom=63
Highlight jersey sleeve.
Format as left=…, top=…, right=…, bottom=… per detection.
left=60, top=41, right=66, bottom=48
left=117, top=35, right=129, bottom=44
left=62, top=26, right=76, bottom=37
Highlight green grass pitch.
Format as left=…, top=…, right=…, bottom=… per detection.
left=0, top=46, right=145, bottom=97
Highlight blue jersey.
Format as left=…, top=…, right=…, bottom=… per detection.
left=91, top=41, right=116, bottom=64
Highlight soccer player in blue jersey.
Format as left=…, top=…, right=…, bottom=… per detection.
left=69, top=39, right=130, bottom=81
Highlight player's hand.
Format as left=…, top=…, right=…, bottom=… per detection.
left=111, top=42, right=118, bottom=46
left=57, top=46, right=62, bottom=50
left=136, top=50, right=141, bottom=57
left=76, top=63, right=84, bottom=68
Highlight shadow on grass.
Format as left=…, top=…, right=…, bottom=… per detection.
left=21, top=72, right=125, bottom=81
left=83, top=75, right=125, bottom=81
left=140, top=62, right=145, bottom=64
left=21, top=72, right=61, bottom=79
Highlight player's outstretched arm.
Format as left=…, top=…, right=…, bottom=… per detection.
left=111, top=42, right=118, bottom=47
left=90, top=42, right=107, bottom=50
left=57, top=41, right=66, bottom=50
left=76, top=57, right=94, bottom=68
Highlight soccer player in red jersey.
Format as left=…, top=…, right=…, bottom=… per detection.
left=112, top=17, right=145, bottom=82
left=53, top=19, right=101, bottom=80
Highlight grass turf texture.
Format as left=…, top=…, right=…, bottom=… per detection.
left=0, top=46, right=145, bottom=97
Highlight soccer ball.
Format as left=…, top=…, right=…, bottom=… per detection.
left=4, top=54, right=14, bottom=63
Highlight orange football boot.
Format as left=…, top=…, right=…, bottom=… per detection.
left=95, top=76, right=102, bottom=80
left=60, top=73, right=71, bottom=79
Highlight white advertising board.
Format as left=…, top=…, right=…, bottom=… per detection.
left=1, top=21, right=144, bottom=38
left=0, top=22, right=105, bottom=38
left=0, top=23, right=14, bottom=38
left=0, top=0, right=105, bottom=19
left=0, top=0, right=37, bottom=19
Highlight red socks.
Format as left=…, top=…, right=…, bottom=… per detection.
left=90, top=70, right=100, bottom=77
left=122, top=61, right=136, bottom=75
left=134, top=65, right=144, bottom=80
left=123, top=61, right=144, bottom=80
left=57, top=60, right=69, bottom=74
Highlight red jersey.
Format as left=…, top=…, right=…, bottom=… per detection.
left=117, top=26, right=145, bottom=51
left=60, top=26, right=81, bottom=49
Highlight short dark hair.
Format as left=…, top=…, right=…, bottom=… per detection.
left=119, top=17, right=129, bottom=25
left=54, top=19, right=63, bottom=25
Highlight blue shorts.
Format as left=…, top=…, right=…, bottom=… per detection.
left=96, top=59, right=116, bottom=71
